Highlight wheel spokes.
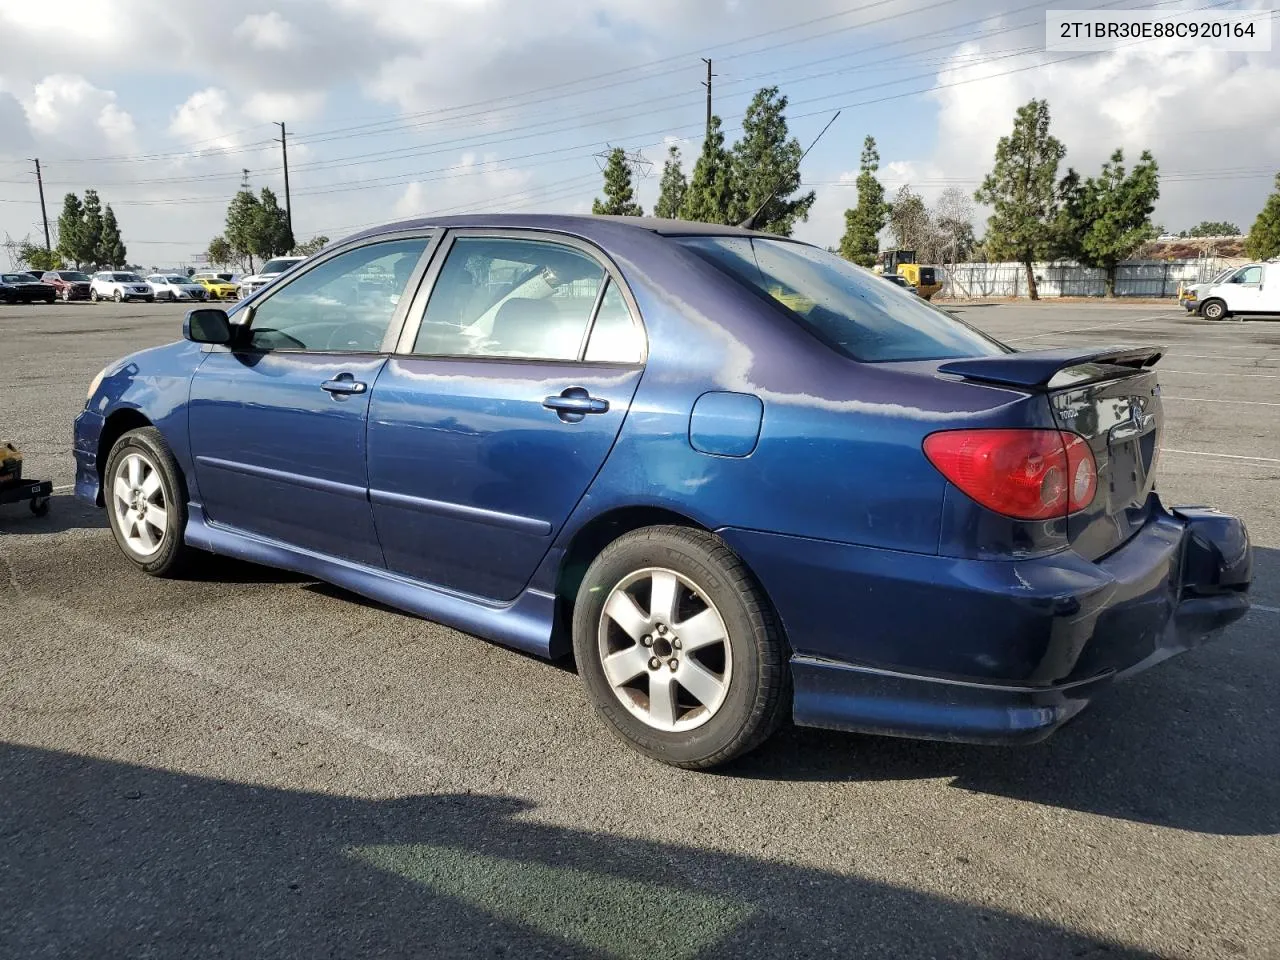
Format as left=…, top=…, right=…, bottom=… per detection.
left=677, top=659, right=725, bottom=709
left=604, top=590, right=649, bottom=642
left=113, top=476, right=132, bottom=505
left=674, top=609, right=725, bottom=653
left=648, top=672, right=678, bottom=728
left=144, top=504, right=167, bottom=535
left=140, top=468, right=162, bottom=500
left=647, top=570, right=679, bottom=624
left=134, top=519, right=156, bottom=552
left=126, top=455, right=142, bottom=489
left=602, top=644, right=652, bottom=687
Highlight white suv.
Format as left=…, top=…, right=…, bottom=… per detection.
left=90, top=271, right=154, bottom=303
left=237, top=256, right=305, bottom=299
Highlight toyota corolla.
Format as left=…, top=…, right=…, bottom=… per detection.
left=74, top=215, right=1252, bottom=768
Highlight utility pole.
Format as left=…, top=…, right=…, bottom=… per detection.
left=275, top=121, right=293, bottom=239
left=33, top=158, right=51, bottom=251
left=701, top=59, right=714, bottom=137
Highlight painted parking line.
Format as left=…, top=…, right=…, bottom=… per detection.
left=1161, top=369, right=1280, bottom=378
left=1003, top=313, right=1177, bottom=343
left=1162, top=396, right=1280, bottom=406
left=1161, top=449, right=1280, bottom=464
left=53, top=484, right=74, bottom=492
left=1253, top=605, right=1280, bottom=615
left=1167, top=354, right=1280, bottom=361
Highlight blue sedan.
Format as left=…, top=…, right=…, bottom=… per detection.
left=75, top=215, right=1252, bottom=768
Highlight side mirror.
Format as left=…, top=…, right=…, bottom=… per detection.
left=183, top=307, right=233, bottom=344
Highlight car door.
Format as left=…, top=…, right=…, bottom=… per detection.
left=1224, top=264, right=1265, bottom=313
left=188, top=232, right=434, bottom=567
left=365, top=231, right=646, bottom=601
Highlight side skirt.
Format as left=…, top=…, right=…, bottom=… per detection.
left=184, top=506, right=557, bottom=659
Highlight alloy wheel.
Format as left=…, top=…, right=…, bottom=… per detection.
left=111, top=452, right=168, bottom=557
left=596, top=567, right=733, bottom=732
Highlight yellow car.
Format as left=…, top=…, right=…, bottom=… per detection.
left=192, top=274, right=239, bottom=300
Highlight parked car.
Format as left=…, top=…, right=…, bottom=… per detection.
left=41, top=269, right=93, bottom=301
left=0, top=272, right=57, bottom=303
left=90, top=271, right=154, bottom=303
left=1178, top=267, right=1235, bottom=313
left=146, top=274, right=208, bottom=302
left=191, top=273, right=240, bottom=300
left=237, top=256, right=305, bottom=299
left=1197, top=261, right=1280, bottom=320
left=74, top=214, right=1252, bottom=769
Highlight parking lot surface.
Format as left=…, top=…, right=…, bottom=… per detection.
left=2, top=300, right=1277, bottom=958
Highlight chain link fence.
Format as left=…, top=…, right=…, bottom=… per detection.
left=941, top=258, right=1236, bottom=299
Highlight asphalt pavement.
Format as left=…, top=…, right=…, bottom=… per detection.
left=1, top=299, right=1277, bottom=959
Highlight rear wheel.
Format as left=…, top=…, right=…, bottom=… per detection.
left=104, top=427, right=191, bottom=577
left=573, top=525, right=789, bottom=769
left=1201, top=299, right=1228, bottom=321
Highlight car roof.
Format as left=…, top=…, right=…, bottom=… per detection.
left=345, top=213, right=775, bottom=245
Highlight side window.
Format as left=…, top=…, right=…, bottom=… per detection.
left=1239, top=266, right=1263, bottom=285
left=412, top=237, right=605, bottom=360
left=247, top=237, right=429, bottom=352
left=585, top=280, right=644, bottom=363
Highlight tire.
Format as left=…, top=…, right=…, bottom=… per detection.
left=29, top=496, right=49, bottom=517
left=103, top=427, right=191, bottom=577
left=61, top=288, right=71, bottom=302
left=91, top=288, right=99, bottom=302
left=1201, top=299, right=1227, bottom=321
left=572, top=525, right=790, bottom=769
left=113, top=289, right=123, bottom=303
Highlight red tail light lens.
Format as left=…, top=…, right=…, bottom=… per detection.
left=923, top=429, right=1097, bottom=520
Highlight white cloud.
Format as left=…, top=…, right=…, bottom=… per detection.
left=234, top=12, right=299, bottom=51
left=243, top=90, right=326, bottom=124
left=21, top=74, right=137, bottom=150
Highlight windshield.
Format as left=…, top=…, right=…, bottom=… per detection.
left=166, top=276, right=190, bottom=284
left=678, top=237, right=1008, bottom=362
left=2, top=274, right=34, bottom=283
left=112, top=273, right=143, bottom=282
left=61, top=271, right=91, bottom=281
left=261, top=259, right=297, bottom=275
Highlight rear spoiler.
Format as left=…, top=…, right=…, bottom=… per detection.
left=936, top=345, right=1164, bottom=390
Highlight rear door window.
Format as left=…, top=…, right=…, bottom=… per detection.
left=411, top=236, right=607, bottom=360
left=679, top=236, right=1006, bottom=362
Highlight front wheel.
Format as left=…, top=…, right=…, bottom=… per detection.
left=61, top=288, right=71, bottom=302
left=1201, top=299, right=1228, bottom=321
left=90, top=289, right=99, bottom=302
left=572, top=525, right=789, bottom=769
left=104, top=427, right=191, bottom=577
left=113, top=289, right=123, bottom=303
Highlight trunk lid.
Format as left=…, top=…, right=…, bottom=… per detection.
left=938, top=346, right=1164, bottom=560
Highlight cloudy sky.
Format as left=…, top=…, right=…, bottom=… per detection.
left=1, top=0, right=1277, bottom=269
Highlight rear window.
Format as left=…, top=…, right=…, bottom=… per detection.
left=678, top=237, right=1007, bottom=362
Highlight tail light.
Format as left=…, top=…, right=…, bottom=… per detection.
left=923, top=429, right=1097, bottom=521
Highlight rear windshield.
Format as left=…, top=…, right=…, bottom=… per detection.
left=678, top=237, right=1008, bottom=362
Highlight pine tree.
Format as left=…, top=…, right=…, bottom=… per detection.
left=1071, top=149, right=1160, bottom=297
left=255, top=187, right=294, bottom=257
left=974, top=99, right=1065, bottom=300
left=1246, top=173, right=1280, bottom=260
left=99, top=204, right=127, bottom=267
left=839, top=136, right=887, bottom=267
left=56, top=193, right=86, bottom=267
left=81, top=189, right=104, bottom=269
left=729, top=86, right=814, bottom=235
left=681, top=116, right=734, bottom=224
left=654, top=146, right=688, bottom=220
left=225, top=189, right=262, bottom=272
left=591, top=148, right=643, bottom=217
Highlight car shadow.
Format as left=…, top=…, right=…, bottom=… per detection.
left=0, top=741, right=1158, bottom=959
left=0, top=493, right=106, bottom=535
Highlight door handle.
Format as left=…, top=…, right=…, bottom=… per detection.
left=321, top=377, right=367, bottom=395
left=543, top=388, right=609, bottom=422
left=543, top=395, right=609, bottom=414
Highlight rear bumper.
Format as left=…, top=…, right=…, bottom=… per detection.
left=719, top=500, right=1252, bottom=744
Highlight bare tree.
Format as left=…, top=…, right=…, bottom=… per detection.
left=934, top=187, right=976, bottom=267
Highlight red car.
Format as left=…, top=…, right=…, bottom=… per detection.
left=41, top=270, right=93, bottom=301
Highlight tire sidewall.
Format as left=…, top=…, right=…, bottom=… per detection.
left=104, top=428, right=188, bottom=576
left=1202, top=300, right=1225, bottom=321
left=573, top=528, right=776, bottom=767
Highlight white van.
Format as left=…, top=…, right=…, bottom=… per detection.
left=1198, top=261, right=1280, bottom=320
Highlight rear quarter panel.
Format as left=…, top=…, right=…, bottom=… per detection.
left=554, top=231, right=1041, bottom=556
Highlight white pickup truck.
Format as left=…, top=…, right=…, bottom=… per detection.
left=1198, top=261, right=1280, bottom=320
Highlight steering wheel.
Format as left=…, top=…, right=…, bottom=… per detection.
left=324, top=323, right=383, bottom=351
left=253, top=328, right=308, bottom=350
